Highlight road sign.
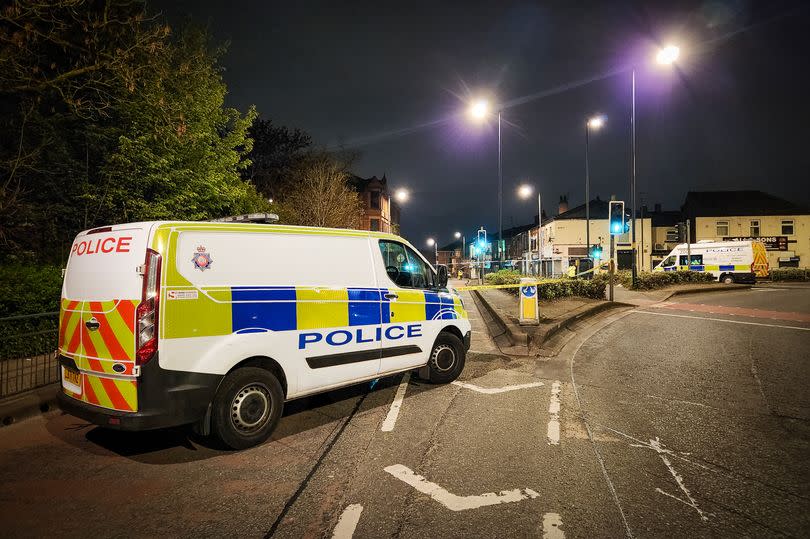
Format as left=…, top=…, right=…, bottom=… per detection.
left=519, top=277, right=539, bottom=325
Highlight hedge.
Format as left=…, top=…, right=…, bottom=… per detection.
left=770, top=268, right=809, bottom=281
left=0, top=265, right=63, bottom=360
left=630, top=270, right=716, bottom=290
left=483, top=269, right=607, bottom=300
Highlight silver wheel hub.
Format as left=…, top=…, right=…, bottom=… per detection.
left=231, top=384, right=271, bottom=432
left=431, top=344, right=456, bottom=373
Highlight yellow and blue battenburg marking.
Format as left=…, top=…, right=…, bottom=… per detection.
left=226, top=287, right=465, bottom=334
left=660, top=264, right=750, bottom=272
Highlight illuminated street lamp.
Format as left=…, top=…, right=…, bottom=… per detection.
left=585, top=114, right=606, bottom=261
left=517, top=183, right=543, bottom=276
left=467, top=97, right=504, bottom=262
left=426, top=237, right=438, bottom=265
left=454, top=231, right=466, bottom=260
left=394, top=188, right=409, bottom=203
left=628, top=43, right=681, bottom=284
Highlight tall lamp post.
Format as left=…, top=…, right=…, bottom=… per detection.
left=454, top=231, right=465, bottom=260
left=585, top=115, right=606, bottom=263
left=468, top=99, right=503, bottom=262
left=518, top=184, right=542, bottom=276
left=426, top=237, right=438, bottom=266
left=629, top=43, right=680, bottom=285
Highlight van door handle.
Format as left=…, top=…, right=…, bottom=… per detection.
left=85, top=317, right=100, bottom=331
left=384, top=293, right=398, bottom=300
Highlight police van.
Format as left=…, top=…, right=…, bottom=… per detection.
left=58, top=222, right=471, bottom=448
left=652, top=240, right=768, bottom=283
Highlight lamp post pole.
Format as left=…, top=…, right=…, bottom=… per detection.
left=585, top=123, right=591, bottom=262
left=498, top=110, right=503, bottom=262
left=537, top=192, right=543, bottom=277
left=630, top=69, right=638, bottom=287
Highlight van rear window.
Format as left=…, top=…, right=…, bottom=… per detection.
left=63, top=227, right=148, bottom=301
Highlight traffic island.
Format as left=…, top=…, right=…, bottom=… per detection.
left=471, top=288, right=629, bottom=356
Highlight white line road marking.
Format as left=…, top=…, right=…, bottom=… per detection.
left=381, top=372, right=410, bottom=432
left=547, top=381, right=561, bottom=445
left=451, top=381, right=544, bottom=394
left=635, top=310, right=810, bottom=331
left=543, top=512, right=565, bottom=538
left=630, top=437, right=709, bottom=521
left=384, top=464, right=540, bottom=511
left=332, top=504, right=363, bottom=539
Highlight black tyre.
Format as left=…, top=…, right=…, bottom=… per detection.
left=721, top=274, right=735, bottom=284
left=211, top=367, right=284, bottom=450
left=424, top=332, right=466, bottom=384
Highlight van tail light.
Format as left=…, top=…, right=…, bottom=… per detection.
left=136, top=248, right=162, bottom=365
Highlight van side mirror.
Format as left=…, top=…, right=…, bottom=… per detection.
left=436, top=265, right=448, bottom=289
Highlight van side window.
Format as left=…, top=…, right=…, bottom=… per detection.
left=679, top=254, right=703, bottom=266
left=661, top=255, right=676, bottom=267
left=378, top=240, right=434, bottom=289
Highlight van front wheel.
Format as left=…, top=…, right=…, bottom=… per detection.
left=423, top=332, right=466, bottom=384
left=721, top=274, right=735, bottom=284
left=211, top=367, right=284, bottom=450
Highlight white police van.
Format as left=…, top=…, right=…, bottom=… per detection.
left=58, top=222, right=471, bottom=448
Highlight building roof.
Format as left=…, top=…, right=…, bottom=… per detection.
left=646, top=210, right=681, bottom=227
left=549, top=197, right=631, bottom=223
left=349, top=174, right=387, bottom=192
left=682, top=190, right=809, bottom=217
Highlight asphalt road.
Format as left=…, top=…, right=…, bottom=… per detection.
left=0, top=284, right=808, bottom=538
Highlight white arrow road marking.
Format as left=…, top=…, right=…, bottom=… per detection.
left=332, top=504, right=363, bottom=539
left=381, top=372, right=410, bottom=432
left=547, top=381, right=561, bottom=445
left=543, top=512, right=565, bottom=538
left=451, top=380, right=544, bottom=394
left=384, top=464, right=540, bottom=511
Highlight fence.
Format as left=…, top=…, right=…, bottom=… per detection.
left=0, top=312, right=60, bottom=399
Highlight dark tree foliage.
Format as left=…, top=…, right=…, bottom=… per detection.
left=242, top=118, right=312, bottom=201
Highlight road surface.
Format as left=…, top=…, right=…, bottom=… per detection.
left=0, top=283, right=808, bottom=537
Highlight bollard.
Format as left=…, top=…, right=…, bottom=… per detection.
left=519, top=277, right=539, bottom=325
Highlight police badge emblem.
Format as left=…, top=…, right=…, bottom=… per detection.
left=192, top=245, right=213, bottom=271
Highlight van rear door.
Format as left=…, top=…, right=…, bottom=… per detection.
left=60, top=224, right=150, bottom=412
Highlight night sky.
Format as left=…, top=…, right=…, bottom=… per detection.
left=153, top=0, right=810, bottom=245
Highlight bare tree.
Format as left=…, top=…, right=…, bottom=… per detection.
left=280, top=153, right=362, bottom=229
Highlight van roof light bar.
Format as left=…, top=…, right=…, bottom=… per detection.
left=210, top=213, right=280, bottom=224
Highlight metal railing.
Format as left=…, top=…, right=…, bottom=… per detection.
left=0, top=312, right=59, bottom=399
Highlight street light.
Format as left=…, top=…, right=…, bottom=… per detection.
left=585, top=114, right=606, bottom=265
left=426, top=237, right=438, bottom=266
left=517, top=183, right=542, bottom=276
left=394, top=188, right=409, bottom=203
left=628, top=43, right=681, bottom=285
left=656, top=44, right=680, bottom=65
left=467, top=97, right=503, bottom=262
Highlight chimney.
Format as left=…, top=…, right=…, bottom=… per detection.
left=654, top=203, right=662, bottom=213
left=558, top=195, right=568, bottom=215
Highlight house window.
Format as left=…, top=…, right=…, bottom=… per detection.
left=665, top=228, right=678, bottom=242
left=781, top=220, right=794, bottom=235
left=370, top=218, right=380, bottom=231
left=750, top=220, right=760, bottom=237
left=370, top=191, right=381, bottom=210
left=716, top=221, right=729, bottom=237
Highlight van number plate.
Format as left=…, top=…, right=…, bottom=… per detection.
left=62, top=366, right=82, bottom=395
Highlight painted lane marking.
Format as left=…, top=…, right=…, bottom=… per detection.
left=543, top=512, right=565, bottom=538
left=635, top=310, right=810, bottom=331
left=654, top=301, right=810, bottom=323
left=384, top=464, right=539, bottom=511
left=332, top=504, right=363, bottom=539
left=547, top=381, right=561, bottom=445
left=451, top=381, right=544, bottom=394
left=630, top=437, right=709, bottom=522
left=381, top=373, right=410, bottom=432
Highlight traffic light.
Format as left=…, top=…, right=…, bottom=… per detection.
left=675, top=222, right=687, bottom=242
left=609, top=201, right=625, bottom=235
left=589, top=244, right=603, bottom=259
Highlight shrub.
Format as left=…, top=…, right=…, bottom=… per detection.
left=0, top=265, right=63, bottom=360
left=770, top=268, right=809, bottom=281
left=483, top=269, right=607, bottom=300
left=631, top=270, right=715, bottom=290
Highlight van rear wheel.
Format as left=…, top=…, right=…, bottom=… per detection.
left=421, top=332, right=466, bottom=384
left=211, top=367, right=283, bottom=450
left=721, top=274, right=735, bottom=284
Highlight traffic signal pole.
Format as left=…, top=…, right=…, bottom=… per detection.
left=609, top=234, right=615, bottom=302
